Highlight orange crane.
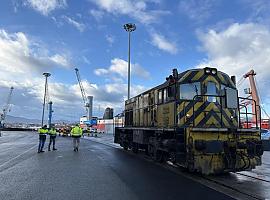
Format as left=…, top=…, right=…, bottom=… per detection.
left=243, top=69, right=269, bottom=129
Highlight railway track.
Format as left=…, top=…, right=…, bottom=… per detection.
left=235, top=172, right=270, bottom=183
left=201, top=174, right=266, bottom=200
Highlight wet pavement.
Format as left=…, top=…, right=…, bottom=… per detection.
left=0, top=131, right=234, bottom=200
left=85, top=133, right=270, bottom=200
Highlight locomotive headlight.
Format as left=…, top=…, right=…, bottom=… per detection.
left=205, top=68, right=211, bottom=74
left=186, top=113, right=190, bottom=118
left=211, top=69, right=217, bottom=75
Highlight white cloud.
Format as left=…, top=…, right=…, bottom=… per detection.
left=0, top=29, right=76, bottom=120
left=0, top=29, right=70, bottom=77
left=82, top=56, right=91, bottom=65
left=178, top=0, right=218, bottom=22
left=0, top=29, right=147, bottom=120
left=150, top=33, right=178, bottom=54
left=105, top=34, right=115, bottom=45
left=241, top=0, right=270, bottom=23
left=89, top=9, right=105, bottom=21
left=24, top=0, right=67, bottom=16
left=62, top=15, right=86, bottom=32
left=89, top=0, right=170, bottom=25
left=50, top=54, right=70, bottom=68
left=94, top=58, right=150, bottom=80
left=196, top=23, right=270, bottom=114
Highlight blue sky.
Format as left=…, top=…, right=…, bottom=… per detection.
left=0, top=0, right=270, bottom=121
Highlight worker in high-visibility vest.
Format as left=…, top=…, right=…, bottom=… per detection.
left=71, top=124, right=82, bottom=152
left=38, top=125, right=48, bottom=153
left=48, top=126, right=57, bottom=151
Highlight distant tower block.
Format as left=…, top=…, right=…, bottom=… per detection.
left=103, top=107, right=114, bottom=119
left=87, top=96, right=93, bottom=120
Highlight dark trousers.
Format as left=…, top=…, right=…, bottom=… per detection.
left=48, top=135, right=56, bottom=150
left=38, top=135, right=46, bottom=152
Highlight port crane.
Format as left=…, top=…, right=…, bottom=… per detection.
left=241, top=69, right=269, bottom=129
left=0, top=87, right=14, bottom=128
left=74, top=68, right=91, bottom=120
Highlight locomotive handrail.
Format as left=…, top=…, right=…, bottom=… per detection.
left=238, top=103, right=249, bottom=128
left=238, top=97, right=260, bottom=129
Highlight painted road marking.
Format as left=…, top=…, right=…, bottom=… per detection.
left=0, top=144, right=37, bottom=169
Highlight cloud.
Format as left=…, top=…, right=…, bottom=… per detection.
left=24, top=0, right=67, bottom=16
left=62, top=15, right=86, bottom=32
left=0, top=29, right=147, bottom=120
left=0, top=29, right=71, bottom=77
left=50, top=54, right=71, bottom=68
left=105, top=34, right=115, bottom=45
left=150, top=33, right=178, bottom=54
left=178, top=0, right=219, bottom=23
left=241, top=0, right=270, bottom=23
left=0, top=29, right=76, bottom=120
left=88, top=0, right=170, bottom=25
left=82, top=56, right=91, bottom=65
left=196, top=23, right=270, bottom=113
left=89, top=9, right=105, bottom=21
left=94, top=58, right=150, bottom=80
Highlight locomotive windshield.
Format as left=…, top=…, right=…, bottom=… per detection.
left=206, top=81, right=217, bottom=102
left=180, top=82, right=201, bottom=100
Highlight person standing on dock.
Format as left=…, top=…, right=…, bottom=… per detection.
left=71, top=124, right=82, bottom=152
left=48, top=126, right=57, bottom=151
left=38, top=125, right=48, bottom=153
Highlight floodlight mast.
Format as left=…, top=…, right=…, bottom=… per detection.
left=123, top=23, right=136, bottom=100
left=41, top=72, right=51, bottom=126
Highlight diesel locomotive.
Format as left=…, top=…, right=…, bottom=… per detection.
left=114, top=67, right=263, bottom=175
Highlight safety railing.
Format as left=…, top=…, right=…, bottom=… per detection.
left=238, top=97, right=261, bottom=129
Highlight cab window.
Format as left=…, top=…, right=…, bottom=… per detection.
left=207, top=82, right=217, bottom=102
left=158, top=90, right=163, bottom=104
left=180, top=82, right=201, bottom=100
left=163, top=89, right=167, bottom=102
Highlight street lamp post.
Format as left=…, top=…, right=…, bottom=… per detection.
left=123, top=23, right=136, bottom=100
left=41, top=72, right=51, bottom=126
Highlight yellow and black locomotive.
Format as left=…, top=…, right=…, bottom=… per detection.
left=114, top=67, right=263, bottom=175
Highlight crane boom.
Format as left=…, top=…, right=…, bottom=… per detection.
left=243, top=69, right=261, bottom=124
left=0, top=87, right=14, bottom=127
left=75, top=68, right=87, bottom=105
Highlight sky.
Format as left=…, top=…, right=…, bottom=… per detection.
left=0, top=0, right=270, bottom=121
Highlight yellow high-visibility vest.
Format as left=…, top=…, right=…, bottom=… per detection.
left=48, top=129, right=57, bottom=135
left=71, top=126, right=82, bottom=136
left=38, top=128, right=48, bottom=135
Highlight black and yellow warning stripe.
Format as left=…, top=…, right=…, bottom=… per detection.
left=179, top=69, right=235, bottom=88
left=177, top=100, right=238, bottom=128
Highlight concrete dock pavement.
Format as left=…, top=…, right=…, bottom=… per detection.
left=84, top=133, right=270, bottom=200
left=0, top=131, right=236, bottom=200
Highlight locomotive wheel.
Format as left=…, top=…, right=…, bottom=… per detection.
left=132, top=143, right=139, bottom=153
left=155, top=150, right=164, bottom=163
left=187, top=162, right=195, bottom=173
left=148, top=144, right=155, bottom=158
left=169, top=151, right=176, bottom=164
left=123, top=142, right=128, bottom=150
